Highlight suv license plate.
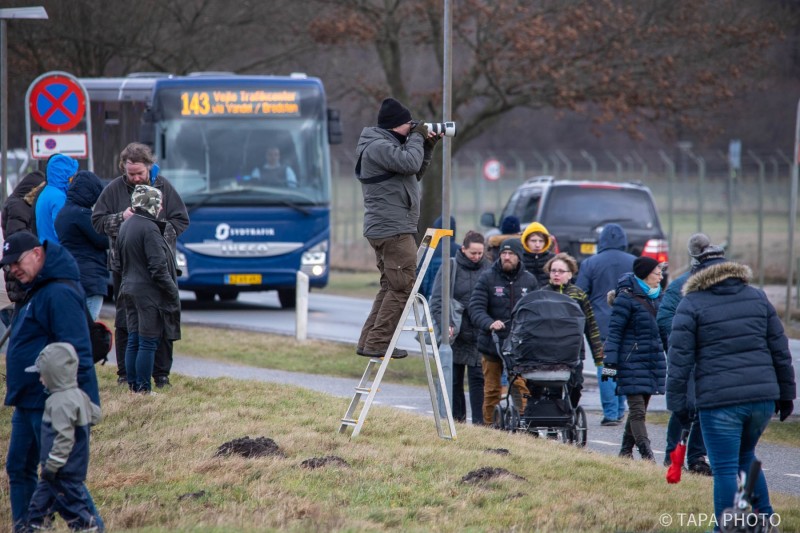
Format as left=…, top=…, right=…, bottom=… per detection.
left=225, top=274, right=262, bottom=285
left=580, top=243, right=597, bottom=255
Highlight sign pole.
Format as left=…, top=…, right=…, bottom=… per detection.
left=786, top=99, right=800, bottom=324
left=1, top=19, right=7, bottom=205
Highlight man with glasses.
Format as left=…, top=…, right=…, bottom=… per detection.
left=1, top=231, right=102, bottom=531
left=354, top=97, right=440, bottom=359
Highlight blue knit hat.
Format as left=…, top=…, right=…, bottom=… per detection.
left=500, top=215, right=521, bottom=234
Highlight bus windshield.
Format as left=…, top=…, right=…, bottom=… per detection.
left=158, top=115, right=330, bottom=206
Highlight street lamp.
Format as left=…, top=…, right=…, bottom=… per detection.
left=0, top=6, right=48, bottom=206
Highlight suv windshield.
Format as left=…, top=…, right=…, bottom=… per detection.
left=501, top=187, right=542, bottom=223
left=540, top=186, right=657, bottom=230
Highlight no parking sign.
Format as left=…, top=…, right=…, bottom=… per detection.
left=483, top=158, right=504, bottom=181
left=25, top=71, right=93, bottom=162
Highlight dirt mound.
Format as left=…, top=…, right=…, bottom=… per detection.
left=214, top=436, right=285, bottom=458
left=461, top=466, right=527, bottom=484
left=300, top=455, right=350, bottom=469
left=484, top=448, right=510, bottom=455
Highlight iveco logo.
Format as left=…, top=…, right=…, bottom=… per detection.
left=215, top=223, right=275, bottom=240
left=221, top=243, right=271, bottom=255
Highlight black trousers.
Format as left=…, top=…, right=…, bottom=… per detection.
left=113, top=271, right=173, bottom=379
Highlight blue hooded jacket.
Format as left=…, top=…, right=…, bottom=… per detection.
left=575, top=223, right=636, bottom=339
left=4, top=240, right=100, bottom=408
left=54, top=171, right=109, bottom=297
left=35, top=154, right=79, bottom=245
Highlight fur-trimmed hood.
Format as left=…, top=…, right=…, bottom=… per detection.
left=682, top=260, right=752, bottom=296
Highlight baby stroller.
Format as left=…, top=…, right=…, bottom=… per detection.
left=492, top=290, right=588, bottom=447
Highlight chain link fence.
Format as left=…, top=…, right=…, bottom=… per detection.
left=331, top=147, right=800, bottom=286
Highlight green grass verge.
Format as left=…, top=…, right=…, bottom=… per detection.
left=2, top=365, right=798, bottom=532
left=319, top=270, right=380, bottom=299
left=175, top=323, right=431, bottom=388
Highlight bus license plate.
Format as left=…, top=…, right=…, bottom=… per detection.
left=580, top=243, right=597, bottom=255
left=225, top=274, right=262, bottom=285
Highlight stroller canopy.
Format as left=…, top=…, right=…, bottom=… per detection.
left=505, top=290, right=585, bottom=371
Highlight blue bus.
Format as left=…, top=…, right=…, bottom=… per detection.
left=80, top=73, right=341, bottom=307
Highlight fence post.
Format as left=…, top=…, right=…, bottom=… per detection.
left=659, top=150, right=675, bottom=245
left=548, top=152, right=561, bottom=177
left=748, top=150, right=766, bottom=288
left=632, top=150, right=648, bottom=180
left=531, top=150, right=549, bottom=175
left=605, top=151, right=622, bottom=180
left=555, top=150, right=572, bottom=179
left=687, top=151, right=705, bottom=233
left=580, top=150, right=597, bottom=180
left=295, top=271, right=309, bottom=341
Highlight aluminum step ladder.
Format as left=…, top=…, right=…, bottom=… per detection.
left=338, top=228, right=457, bottom=440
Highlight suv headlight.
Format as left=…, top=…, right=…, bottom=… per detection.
left=301, top=240, right=327, bottom=277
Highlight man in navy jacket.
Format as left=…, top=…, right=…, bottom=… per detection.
left=2, top=231, right=101, bottom=530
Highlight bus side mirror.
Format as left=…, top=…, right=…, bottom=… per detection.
left=327, top=108, right=343, bottom=145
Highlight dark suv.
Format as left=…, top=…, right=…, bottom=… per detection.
left=481, top=176, right=668, bottom=266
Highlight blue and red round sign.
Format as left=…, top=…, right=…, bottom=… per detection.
left=29, top=74, right=86, bottom=132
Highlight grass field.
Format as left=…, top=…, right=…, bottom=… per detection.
left=2, top=365, right=799, bottom=532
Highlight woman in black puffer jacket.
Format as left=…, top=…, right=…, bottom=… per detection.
left=604, top=256, right=667, bottom=461
left=430, top=230, right=490, bottom=424
left=668, top=253, right=795, bottom=530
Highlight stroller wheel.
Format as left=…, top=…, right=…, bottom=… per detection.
left=571, top=406, right=588, bottom=447
left=506, top=405, right=520, bottom=433
left=492, top=405, right=506, bottom=430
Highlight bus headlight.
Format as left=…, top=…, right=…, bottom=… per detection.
left=301, top=240, right=327, bottom=277
left=176, top=251, right=188, bottom=278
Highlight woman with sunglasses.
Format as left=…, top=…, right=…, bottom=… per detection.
left=538, top=253, right=603, bottom=408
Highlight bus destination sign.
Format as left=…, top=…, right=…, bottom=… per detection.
left=180, top=90, right=300, bottom=117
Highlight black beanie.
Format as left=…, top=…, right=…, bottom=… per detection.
left=377, top=97, right=412, bottom=129
left=498, top=238, right=524, bottom=259
left=633, top=256, right=660, bottom=279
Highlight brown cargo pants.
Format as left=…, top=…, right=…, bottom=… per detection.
left=358, top=233, right=417, bottom=352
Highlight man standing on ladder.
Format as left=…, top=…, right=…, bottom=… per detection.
left=355, top=97, right=441, bottom=359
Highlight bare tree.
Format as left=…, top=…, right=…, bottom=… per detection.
left=305, top=0, right=786, bottom=233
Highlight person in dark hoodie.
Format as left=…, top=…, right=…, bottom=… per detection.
left=429, top=230, right=490, bottom=424
left=603, top=256, right=667, bottom=461
left=54, top=170, right=109, bottom=320
left=1, top=170, right=46, bottom=319
left=23, top=342, right=102, bottom=532
left=35, top=154, right=79, bottom=245
left=657, top=233, right=716, bottom=476
left=667, top=240, right=795, bottom=532
left=520, top=221, right=555, bottom=286
left=355, top=97, right=441, bottom=359
left=469, top=238, right=538, bottom=424
left=575, top=223, right=635, bottom=426
left=1, top=231, right=101, bottom=531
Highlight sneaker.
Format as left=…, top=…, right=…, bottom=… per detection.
left=663, top=456, right=672, bottom=468
left=154, top=376, right=171, bottom=388
left=117, top=376, right=127, bottom=385
left=600, top=418, right=622, bottom=426
left=688, top=459, right=712, bottom=476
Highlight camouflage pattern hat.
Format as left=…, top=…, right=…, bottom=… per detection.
left=131, top=184, right=162, bottom=217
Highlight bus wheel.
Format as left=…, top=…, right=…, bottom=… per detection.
left=217, top=290, right=239, bottom=301
left=195, top=290, right=215, bottom=302
left=277, top=288, right=296, bottom=309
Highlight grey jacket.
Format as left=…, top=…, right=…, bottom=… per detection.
left=356, top=127, right=432, bottom=239
left=37, top=343, right=101, bottom=477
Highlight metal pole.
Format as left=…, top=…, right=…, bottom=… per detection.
left=659, top=150, right=675, bottom=245
left=580, top=150, right=597, bottom=180
left=1, top=19, right=7, bottom=206
left=748, top=150, right=765, bottom=288
left=438, top=0, right=454, bottom=418
left=785, top=99, right=800, bottom=323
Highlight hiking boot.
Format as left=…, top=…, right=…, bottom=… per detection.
left=636, top=437, right=656, bottom=462
left=688, top=459, right=712, bottom=476
left=154, top=376, right=171, bottom=389
left=358, top=347, right=408, bottom=359
left=618, top=433, right=635, bottom=459
left=601, top=417, right=621, bottom=426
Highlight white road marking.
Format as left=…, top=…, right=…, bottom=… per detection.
left=394, top=405, right=418, bottom=410
left=785, top=473, right=800, bottom=478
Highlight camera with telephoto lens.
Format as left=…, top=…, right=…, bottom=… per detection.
left=423, top=121, right=457, bottom=137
